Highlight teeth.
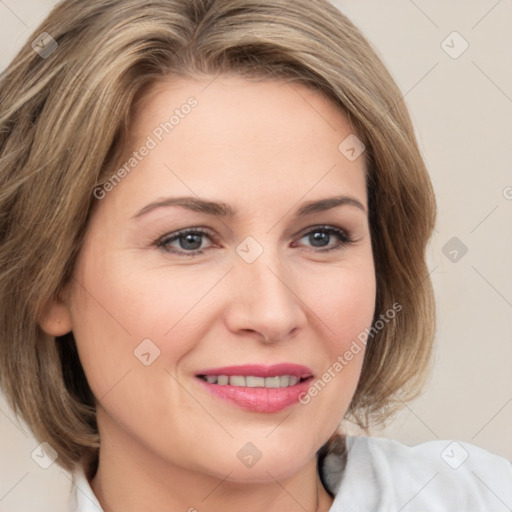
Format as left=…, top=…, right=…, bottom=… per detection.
left=229, top=376, right=246, bottom=387
left=246, top=376, right=265, bottom=387
left=265, top=376, right=281, bottom=388
left=217, top=375, right=229, bottom=385
left=200, top=374, right=304, bottom=388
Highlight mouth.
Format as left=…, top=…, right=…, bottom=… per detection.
left=194, top=364, right=314, bottom=413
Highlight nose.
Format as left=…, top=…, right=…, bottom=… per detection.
left=224, top=245, right=308, bottom=344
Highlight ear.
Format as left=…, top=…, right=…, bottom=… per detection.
left=38, top=292, right=73, bottom=336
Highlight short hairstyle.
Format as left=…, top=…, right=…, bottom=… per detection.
left=0, top=0, right=436, bottom=471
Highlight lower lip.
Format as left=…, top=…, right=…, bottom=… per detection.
left=196, top=378, right=313, bottom=413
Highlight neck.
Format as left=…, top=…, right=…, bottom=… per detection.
left=90, top=427, right=334, bottom=512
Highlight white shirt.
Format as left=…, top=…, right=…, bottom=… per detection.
left=67, top=436, right=512, bottom=511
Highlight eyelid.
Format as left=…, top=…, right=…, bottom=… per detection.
left=294, top=224, right=351, bottom=240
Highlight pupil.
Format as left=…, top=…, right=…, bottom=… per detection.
left=180, top=233, right=202, bottom=250
left=311, top=231, right=329, bottom=247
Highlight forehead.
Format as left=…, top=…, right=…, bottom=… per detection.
left=131, top=75, right=356, bottom=152
left=99, top=75, right=368, bottom=220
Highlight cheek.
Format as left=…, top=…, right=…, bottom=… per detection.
left=307, top=258, right=377, bottom=350
left=68, top=251, right=229, bottom=400
left=295, top=260, right=376, bottom=418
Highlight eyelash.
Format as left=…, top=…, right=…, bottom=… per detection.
left=155, top=225, right=354, bottom=256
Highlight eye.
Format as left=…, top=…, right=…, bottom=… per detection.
left=155, top=225, right=354, bottom=257
left=156, top=227, right=217, bottom=256
left=293, top=225, right=354, bottom=252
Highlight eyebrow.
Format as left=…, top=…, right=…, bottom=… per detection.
left=131, top=194, right=366, bottom=220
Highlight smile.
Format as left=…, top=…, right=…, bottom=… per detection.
left=195, top=363, right=314, bottom=413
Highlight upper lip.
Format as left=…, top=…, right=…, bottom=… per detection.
left=196, top=363, right=313, bottom=379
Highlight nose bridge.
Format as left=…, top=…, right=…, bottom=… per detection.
left=227, top=239, right=306, bottom=341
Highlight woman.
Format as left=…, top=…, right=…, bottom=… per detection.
left=0, top=1, right=510, bottom=511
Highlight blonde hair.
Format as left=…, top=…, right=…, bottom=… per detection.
left=0, top=0, right=436, bottom=473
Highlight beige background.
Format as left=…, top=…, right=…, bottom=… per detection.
left=1, top=1, right=511, bottom=510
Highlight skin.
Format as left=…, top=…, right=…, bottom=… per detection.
left=41, top=75, right=376, bottom=512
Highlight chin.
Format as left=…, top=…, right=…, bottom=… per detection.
left=198, top=441, right=316, bottom=485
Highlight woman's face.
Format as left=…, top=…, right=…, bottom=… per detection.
left=62, top=75, right=376, bottom=482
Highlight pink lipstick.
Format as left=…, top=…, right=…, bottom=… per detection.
left=195, top=363, right=313, bottom=413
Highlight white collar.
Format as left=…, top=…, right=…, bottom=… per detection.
left=67, top=465, right=102, bottom=512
